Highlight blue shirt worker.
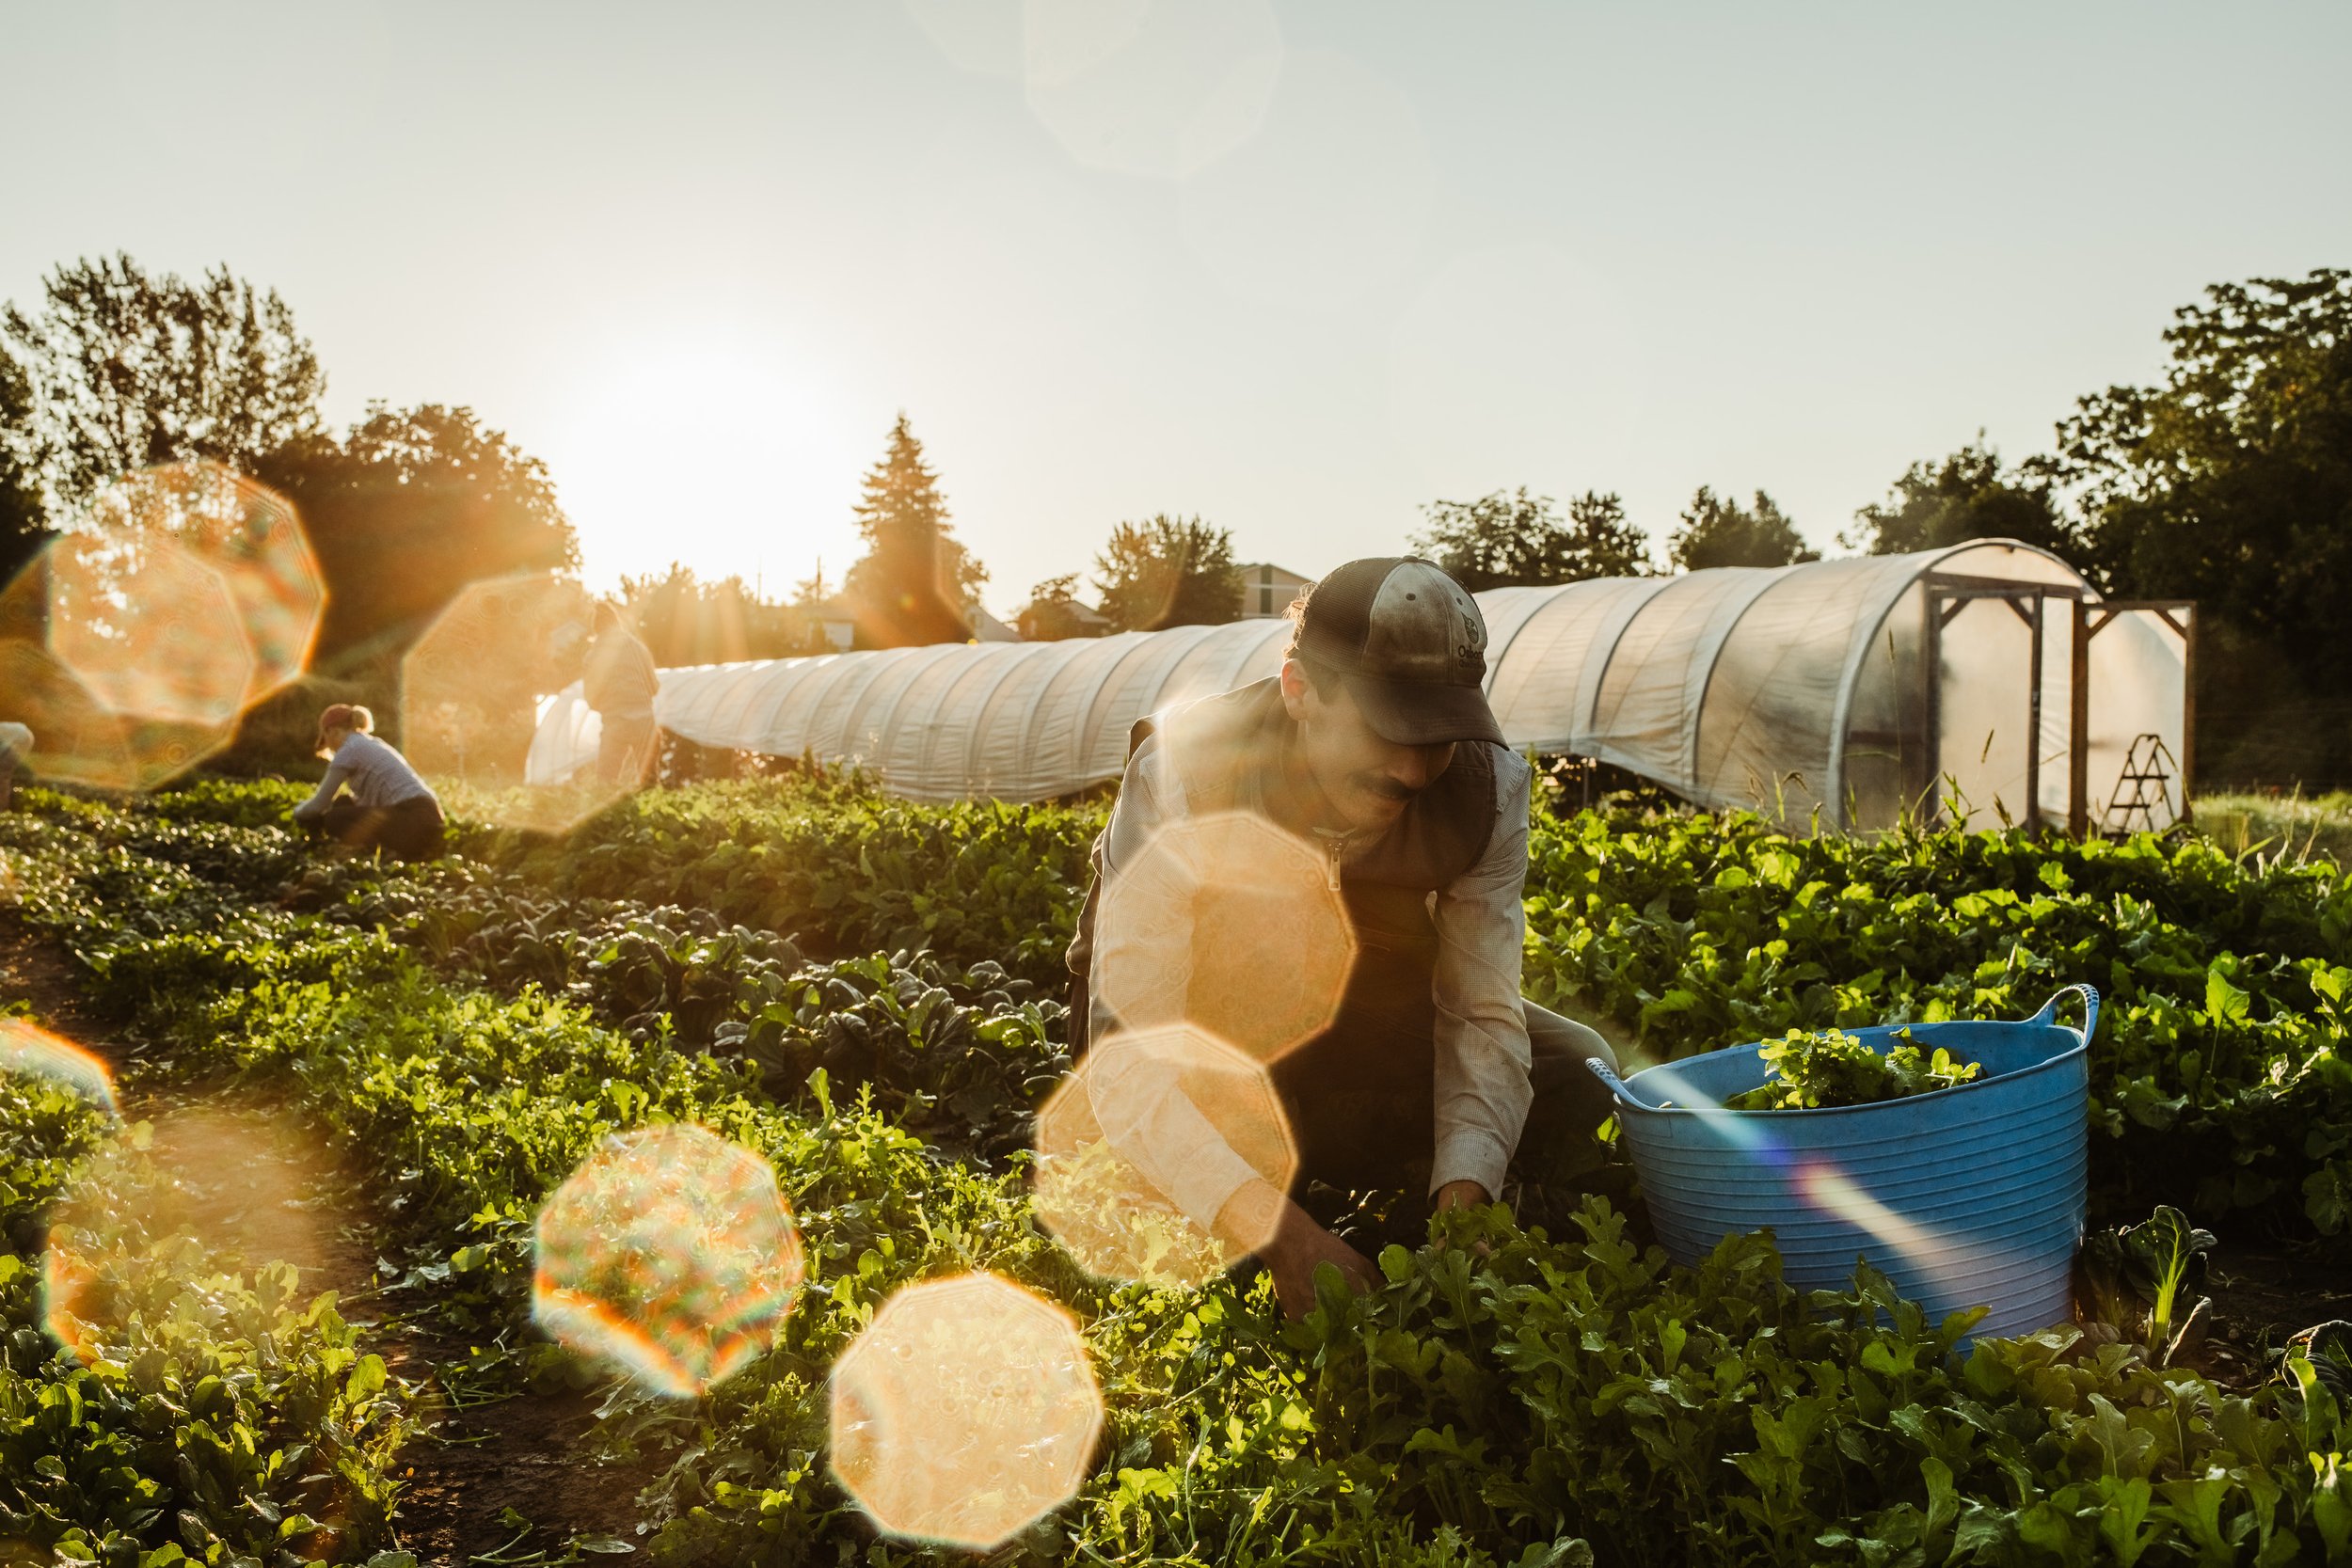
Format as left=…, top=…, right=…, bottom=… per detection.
left=291, top=704, right=446, bottom=861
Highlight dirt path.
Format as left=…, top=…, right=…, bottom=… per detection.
left=1, top=921, right=660, bottom=1565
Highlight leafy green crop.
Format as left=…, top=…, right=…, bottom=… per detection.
left=2081, top=1205, right=2219, bottom=1360
left=1522, top=805, right=2352, bottom=1232
left=1724, top=1026, right=1981, bottom=1111
left=453, top=771, right=1104, bottom=986
left=10, top=778, right=2352, bottom=1564
left=0, top=1067, right=405, bottom=1566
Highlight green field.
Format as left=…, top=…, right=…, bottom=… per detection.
left=2, top=775, right=2348, bottom=1566
left=2196, top=793, right=2352, bottom=877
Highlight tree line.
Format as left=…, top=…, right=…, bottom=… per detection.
left=3, top=254, right=2344, bottom=785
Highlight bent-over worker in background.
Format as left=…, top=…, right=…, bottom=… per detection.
left=1068, top=557, right=1621, bottom=1318
left=291, top=704, right=446, bottom=861
left=584, top=603, right=661, bottom=787
left=0, top=722, right=29, bottom=812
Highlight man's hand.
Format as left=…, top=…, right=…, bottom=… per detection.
left=1432, top=1180, right=1491, bottom=1212
left=1432, top=1180, right=1496, bottom=1257
left=1217, top=1179, right=1378, bottom=1320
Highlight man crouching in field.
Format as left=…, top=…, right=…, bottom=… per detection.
left=1067, top=557, right=1620, bottom=1317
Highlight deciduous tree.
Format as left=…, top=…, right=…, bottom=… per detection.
left=2039, top=266, right=2352, bottom=784
left=1667, top=487, right=1817, bottom=572
left=0, top=343, right=52, bottom=589
left=2, top=253, right=324, bottom=505
left=1016, top=573, right=1107, bottom=641
left=1844, top=436, right=2073, bottom=557
left=1092, top=515, right=1241, bottom=631
left=253, top=402, right=578, bottom=668
left=1412, top=487, right=1650, bottom=589
left=620, top=562, right=825, bottom=663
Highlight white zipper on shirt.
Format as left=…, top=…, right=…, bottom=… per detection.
left=1314, top=829, right=1349, bottom=891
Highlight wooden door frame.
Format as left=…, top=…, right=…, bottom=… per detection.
left=2066, top=599, right=2198, bottom=836
left=1920, top=573, right=2092, bottom=832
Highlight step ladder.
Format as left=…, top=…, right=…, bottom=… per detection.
left=2103, top=733, right=2179, bottom=833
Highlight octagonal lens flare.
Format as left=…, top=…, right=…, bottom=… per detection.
left=43, top=529, right=248, bottom=726
left=1094, top=809, right=1354, bottom=1065
left=42, top=1101, right=342, bottom=1365
left=830, top=1272, right=1102, bottom=1550
left=400, top=571, right=618, bottom=834
left=0, top=639, right=222, bottom=793
left=1031, top=1025, right=1296, bottom=1288
left=79, top=461, right=323, bottom=705
left=0, top=1018, right=119, bottom=1118
left=0, top=464, right=324, bottom=793
left=532, top=1123, right=804, bottom=1397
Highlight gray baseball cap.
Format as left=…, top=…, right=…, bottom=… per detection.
left=1292, top=557, right=1503, bottom=747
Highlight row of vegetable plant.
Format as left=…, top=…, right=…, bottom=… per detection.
left=359, top=769, right=2352, bottom=1237
left=0, top=1040, right=407, bottom=1567
left=2, top=782, right=2347, bottom=1562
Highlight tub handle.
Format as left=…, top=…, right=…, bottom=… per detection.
left=2028, top=983, right=2101, bottom=1044
left=1584, top=1054, right=1637, bottom=1107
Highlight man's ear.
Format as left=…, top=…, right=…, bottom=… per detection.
left=1279, top=657, right=1313, bottom=721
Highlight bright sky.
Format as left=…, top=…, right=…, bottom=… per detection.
left=6, top=2, right=2348, bottom=615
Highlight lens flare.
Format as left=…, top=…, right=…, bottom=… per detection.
left=1628, top=1064, right=1994, bottom=1312
left=0, top=1018, right=119, bottom=1117
left=0, top=633, right=223, bottom=793
left=44, top=531, right=248, bottom=726
left=1032, top=1024, right=1296, bottom=1287
left=39, top=1241, right=103, bottom=1365
left=401, top=572, right=624, bottom=834
left=83, top=462, right=324, bottom=703
left=1095, top=809, right=1354, bottom=1065
left=830, top=1272, right=1103, bottom=1550
left=40, top=1101, right=341, bottom=1364
left=0, top=463, right=325, bottom=792
left=532, top=1123, right=804, bottom=1398
left=1789, top=1159, right=1998, bottom=1308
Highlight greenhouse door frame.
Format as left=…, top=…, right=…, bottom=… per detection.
left=2068, top=598, right=2197, bottom=836
left=1921, top=573, right=2195, bottom=837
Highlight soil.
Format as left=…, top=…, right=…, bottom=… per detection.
left=0, top=919, right=661, bottom=1566
left=2202, top=1230, right=2352, bottom=1372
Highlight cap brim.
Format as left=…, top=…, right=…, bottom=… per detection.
left=1344, top=674, right=1505, bottom=748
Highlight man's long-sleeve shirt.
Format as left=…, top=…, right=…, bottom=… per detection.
left=1084, top=733, right=1536, bottom=1231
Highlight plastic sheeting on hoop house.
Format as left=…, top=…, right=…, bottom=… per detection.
left=525, top=540, right=2185, bottom=830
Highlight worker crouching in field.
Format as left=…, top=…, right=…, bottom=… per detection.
left=291, top=705, right=446, bottom=861
left=1069, top=557, right=1621, bottom=1318
left=0, top=722, right=28, bottom=811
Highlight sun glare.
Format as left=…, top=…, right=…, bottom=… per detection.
left=543, top=333, right=863, bottom=596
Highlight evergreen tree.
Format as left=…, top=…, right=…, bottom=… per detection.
left=841, top=414, right=985, bottom=647
left=1667, top=487, right=1818, bottom=572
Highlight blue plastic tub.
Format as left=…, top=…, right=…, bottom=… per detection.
left=1586, top=986, right=2096, bottom=1341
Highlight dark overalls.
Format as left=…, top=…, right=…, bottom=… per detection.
left=1067, top=679, right=1618, bottom=1207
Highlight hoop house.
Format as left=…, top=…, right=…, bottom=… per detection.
left=528, top=541, right=2191, bottom=832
